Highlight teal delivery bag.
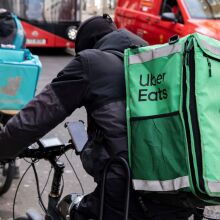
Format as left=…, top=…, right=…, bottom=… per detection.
left=0, top=48, right=42, bottom=110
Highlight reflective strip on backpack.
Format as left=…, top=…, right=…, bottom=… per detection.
left=133, top=176, right=189, bottom=191
left=199, top=39, right=220, bottom=56
left=129, top=43, right=182, bottom=65
left=208, top=181, right=220, bottom=193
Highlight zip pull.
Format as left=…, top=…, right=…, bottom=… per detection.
left=186, top=50, right=190, bottom=65
left=183, top=39, right=189, bottom=65
left=184, top=38, right=194, bottom=66
left=206, top=56, right=212, bottom=77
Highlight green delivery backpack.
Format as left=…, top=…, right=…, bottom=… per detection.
left=124, top=33, right=220, bottom=206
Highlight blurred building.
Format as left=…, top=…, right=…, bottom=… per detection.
left=83, top=0, right=116, bottom=15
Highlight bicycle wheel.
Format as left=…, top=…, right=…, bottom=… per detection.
left=0, top=111, right=15, bottom=196
left=0, top=161, right=15, bottom=196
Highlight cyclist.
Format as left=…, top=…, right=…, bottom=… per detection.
left=0, top=8, right=25, bottom=49
left=0, top=8, right=27, bottom=179
left=0, top=14, right=195, bottom=219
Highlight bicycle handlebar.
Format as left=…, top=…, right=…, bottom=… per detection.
left=2, top=120, right=85, bottom=161
left=18, top=141, right=73, bottom=160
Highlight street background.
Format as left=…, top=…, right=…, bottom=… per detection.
left=1, top=1, right=220, bottom=219
left=0, top=3, right=114, bottom=219
left=0, top=49, right=96, bottom=220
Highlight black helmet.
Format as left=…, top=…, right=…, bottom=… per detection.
left=0, top=9, right=15, bottom=37
left=75, top=14, right=117, bottom=53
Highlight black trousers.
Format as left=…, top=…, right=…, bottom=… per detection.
left=73, top=177, right=195, bottom=220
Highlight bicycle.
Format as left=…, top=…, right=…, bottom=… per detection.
left=1, top=119, right=209, bottom=220
left=8, top=121, right=130, bottom=220
left=12, top=122, right=77, bottom=220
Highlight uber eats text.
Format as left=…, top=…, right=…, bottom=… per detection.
left=138, top=73, right=168, bottom=101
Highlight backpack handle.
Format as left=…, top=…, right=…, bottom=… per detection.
left=169, top=35, right=179, bottom=45
left=99, top=157, right=131, bottom=220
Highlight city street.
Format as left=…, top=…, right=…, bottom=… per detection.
left=0, top=49, right=96, bottom=220
left=1, top=48, right=220, bottom=220
left=1, top=6, right=220, bottom=219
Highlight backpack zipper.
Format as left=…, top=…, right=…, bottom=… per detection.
left=207, top=56, right=212, bottom=77
left=203, top=53, right=212, bottom=77
left=187, top=44, right=206, bottom=194
left=182, top=40, right=200, bottom=196
left=203, top=52, right=220, bottom=77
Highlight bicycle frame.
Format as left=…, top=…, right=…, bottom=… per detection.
left=45, top=157, right=65, bottom=220
left=16, top=140, right=73, bottom=220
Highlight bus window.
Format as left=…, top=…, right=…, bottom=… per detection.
left=59, top=0, right=75, bottom=21
left=25, top=0, right=44, bottom=21
left=0, top=0, right=81, bottom=48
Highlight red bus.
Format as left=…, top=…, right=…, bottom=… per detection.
left=0, top=0, right=81, bottom=48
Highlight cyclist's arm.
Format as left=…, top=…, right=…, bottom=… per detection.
left=0, top=56, right=88, bottom=159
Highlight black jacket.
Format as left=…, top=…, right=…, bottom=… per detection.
left=0, top=29, right=147, bottom=178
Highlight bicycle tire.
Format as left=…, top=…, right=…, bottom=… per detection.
left=0, top=112, right=15, bottom=196
left=0, top=161, right=15, bottom=196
